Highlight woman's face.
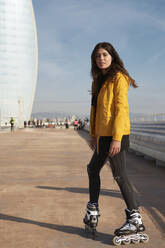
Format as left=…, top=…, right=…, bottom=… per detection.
left=95, top=48, right=112, bottom=72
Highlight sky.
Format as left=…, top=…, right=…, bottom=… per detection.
left=32, top=0, right=165, bottom=116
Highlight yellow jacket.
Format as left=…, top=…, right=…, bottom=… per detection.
left=90, top=72, right=130, bottom=141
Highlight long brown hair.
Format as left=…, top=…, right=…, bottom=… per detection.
left=91, top=42, right=138, bottom=94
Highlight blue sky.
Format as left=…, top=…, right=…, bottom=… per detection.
left=32, top=0, right=165, bottom=116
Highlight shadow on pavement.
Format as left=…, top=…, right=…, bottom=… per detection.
left=36, top=186, right=122, bottom=199
left=0, top=213, right=113, bottom=245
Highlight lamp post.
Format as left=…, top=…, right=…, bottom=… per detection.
left=18, top=97, right=24, bottom=128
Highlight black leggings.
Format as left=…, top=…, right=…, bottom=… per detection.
left=87, top=137, right=138, bottom=211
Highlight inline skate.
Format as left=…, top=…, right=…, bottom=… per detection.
left=83, top=202, right=100, bottom=238
left=113, top=209, right=149, bottom=245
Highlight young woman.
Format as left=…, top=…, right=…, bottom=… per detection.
left=83, top=42, right=148, bottom=244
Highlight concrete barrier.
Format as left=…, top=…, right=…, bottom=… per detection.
left=130, top=121, right=165, bottom=165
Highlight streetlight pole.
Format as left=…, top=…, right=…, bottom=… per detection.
left=18, top=97, right=24, bottom=128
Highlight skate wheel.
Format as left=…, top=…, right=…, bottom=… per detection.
left=123, top=238, right=131, bottom=245
left=92, top=229, right=98, bottom=239
left=141, top=234, right=149, bottom=243
left=85, top=225, right=98, bottom=239
left=113, top=236, right=121, bottom=246
left=85, top=225, right=88, bottom=232
left=132, top=238, right=140, bottom=244
left=85, top=224, right=90, bottom=233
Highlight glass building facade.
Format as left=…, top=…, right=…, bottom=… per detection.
left=0, top=0, right=38, bottom=126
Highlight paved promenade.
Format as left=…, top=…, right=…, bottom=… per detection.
left=0, top=128, right=165, bottom=248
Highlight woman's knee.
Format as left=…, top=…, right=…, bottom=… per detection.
left=87, top=164, right=99, bottom=176
left=114, top=172, right=128, bottom=185
left=114, top=173, right=133, bottom=191
left=114, top=175, right=124, bottom=185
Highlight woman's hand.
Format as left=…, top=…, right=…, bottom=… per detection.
left=89, top=136, right=97, bottom=151
left=109, top=140, right=121, bottom=157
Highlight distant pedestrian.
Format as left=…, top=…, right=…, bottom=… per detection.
left=65, top=119, right=69, bottom=129
left=10, top=117, right=15, bottom=132
left=24, top=121, right=27, bottom=128
left=73, top=120, right=78, bottom=130
left=83, top=42, right=148, bottom=244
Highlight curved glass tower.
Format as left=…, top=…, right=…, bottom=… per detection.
left=0, top=0, right=38, bottom=126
